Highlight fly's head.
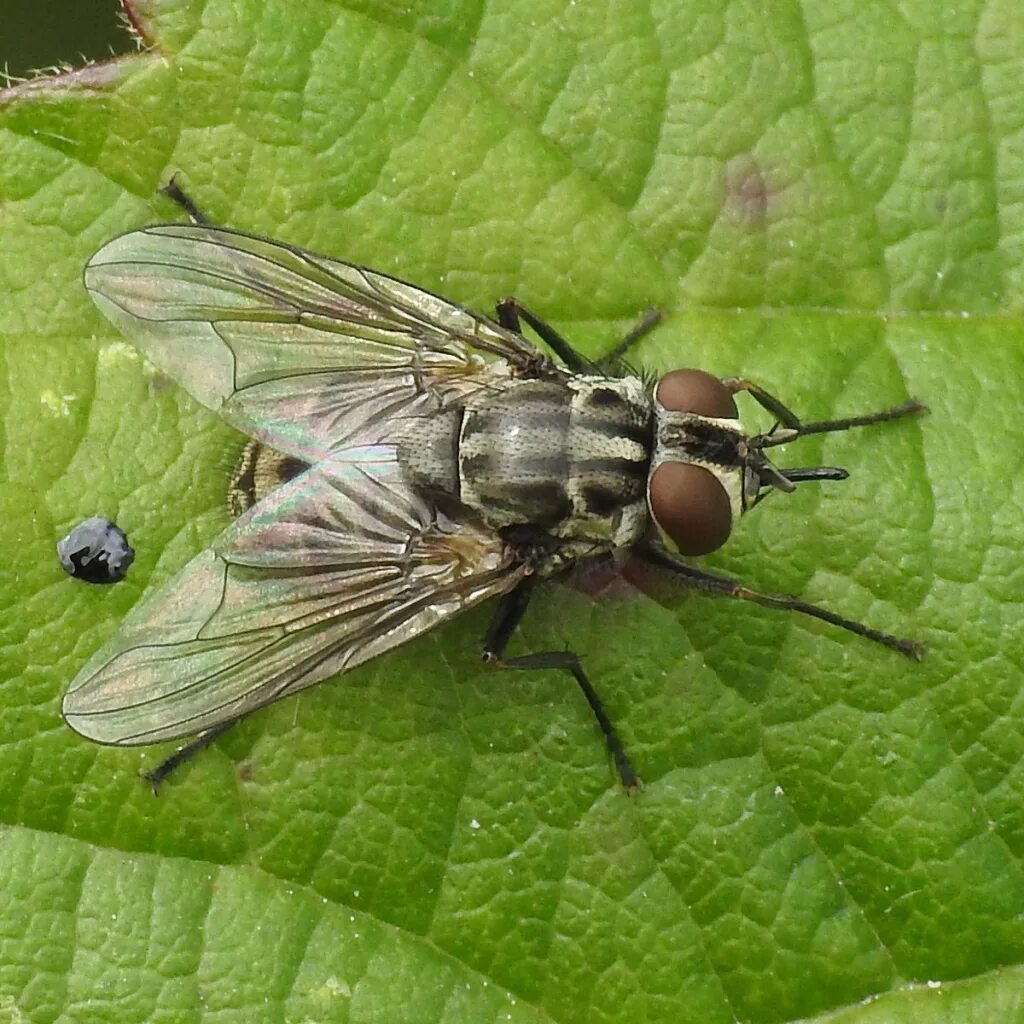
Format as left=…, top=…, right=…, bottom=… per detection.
left=647, top=369, right=837, bottom=556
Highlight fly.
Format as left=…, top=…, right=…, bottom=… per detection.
left=63, top=181, right=925, bottom=791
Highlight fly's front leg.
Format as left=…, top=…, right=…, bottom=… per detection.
left=161, top=177, right=214, bottom=225
left=141, top=719, right=238, bottom=794
left=722, top=377, right=927, bottom=439
left=642, top=543, right=923, bottom=660
left=482, top=582, right=641, bottom=790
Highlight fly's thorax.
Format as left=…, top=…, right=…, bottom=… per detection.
left=453, top=374, right=654, bottom=546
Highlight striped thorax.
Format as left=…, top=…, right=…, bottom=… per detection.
left=462, top=375, right=652, bottom=545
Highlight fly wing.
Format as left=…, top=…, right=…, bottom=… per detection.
left=84, top=224, right=543, bottom=459
left=62, top=446, right=527, bottom=745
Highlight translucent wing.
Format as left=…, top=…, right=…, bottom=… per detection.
left=84, top=224, right=545, bottom=459
left=62, top=446, right=527, bottom=745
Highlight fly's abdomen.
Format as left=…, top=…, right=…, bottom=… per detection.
left=459, top=376, right=653, bottom=545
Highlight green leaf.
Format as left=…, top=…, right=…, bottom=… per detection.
left=2, top=0, right=1022, bottom=1021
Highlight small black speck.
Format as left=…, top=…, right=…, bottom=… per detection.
left=57, top=517, right=134, bottom=584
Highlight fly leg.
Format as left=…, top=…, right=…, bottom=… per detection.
left=722, top=377, right=927, bottom=439
left=482, top=582, right=641, bottom=790
left=496, top=298, right=597, bottom=373
left=497, top=298, right=662, bottom=376
left=640, top=542, right=923, bottom=660
left=141, top=720, right=238, bottom=794
left=598, top=308, right=663, bottom=369
left=160, top=177, right=214, bottom=225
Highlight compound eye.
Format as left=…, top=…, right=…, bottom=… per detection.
left=656, top=369, right=737, bottom=419
left=649, top=462, right=732, bottom=555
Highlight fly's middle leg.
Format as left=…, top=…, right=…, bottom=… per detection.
left=598, top=308, right=663, bottom=370
left=641, top=543, right=924, bottom=660
left=497, top=297, right=662, bottom=376
left=495, top=299, right=663, bottom=378
left=496, top=298, right=597, bottom=373
left=482, top=581, right=641, bottom=790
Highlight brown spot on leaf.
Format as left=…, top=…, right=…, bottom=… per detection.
left=725, top=155, right=772, bottom=225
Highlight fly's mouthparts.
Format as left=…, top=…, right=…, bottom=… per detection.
left=757, top=461, right=798, bottom=493
left=780, top=466, right=850, bottom=484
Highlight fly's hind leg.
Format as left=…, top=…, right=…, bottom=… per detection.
left=161, top=177, right=214, bottom=225
left=482, top=581, right=641, bottom=790
left=141, top=719, right=238, bottom=794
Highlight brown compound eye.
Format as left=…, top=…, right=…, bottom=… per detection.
left=649, top=462, right=732, bottom=555
left=656, top=369, right=737, bottom=418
